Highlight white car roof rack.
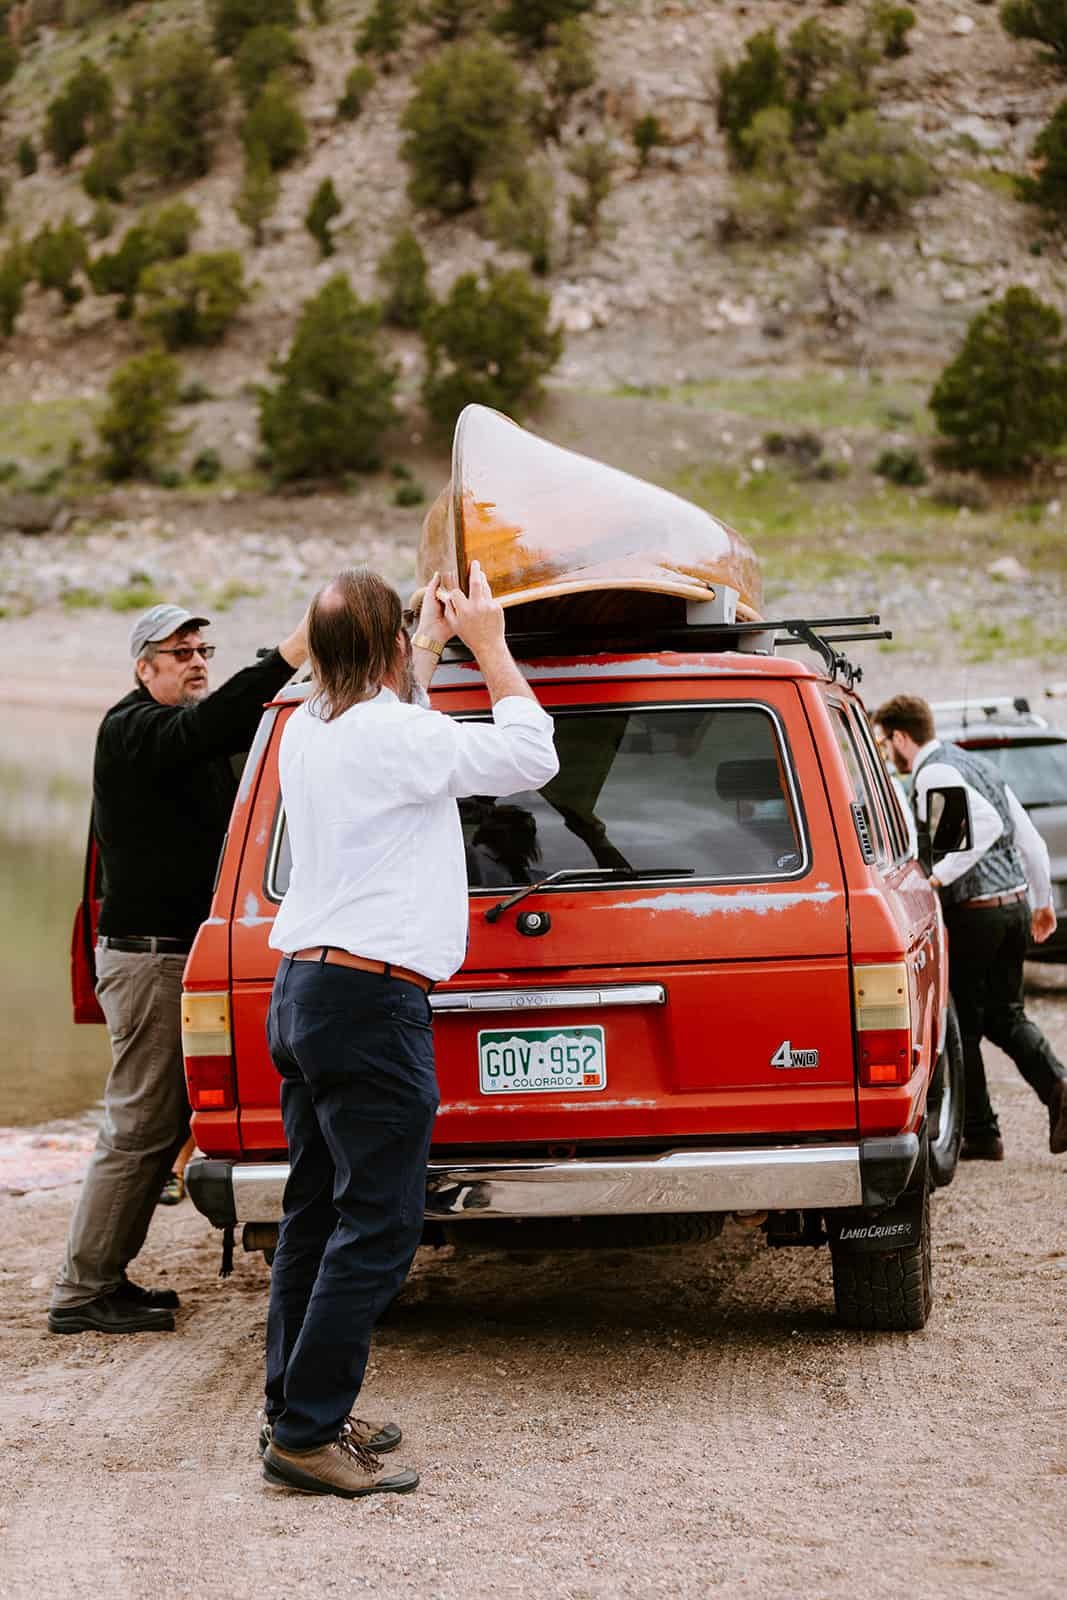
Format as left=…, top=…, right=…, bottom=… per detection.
left=931, top=696, right=1048, bottom=731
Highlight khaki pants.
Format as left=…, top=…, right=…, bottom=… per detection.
left=51, top=948, right=191, bottom=1310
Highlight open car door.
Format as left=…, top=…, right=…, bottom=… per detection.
left=71, top=819, right=105, bottom=1024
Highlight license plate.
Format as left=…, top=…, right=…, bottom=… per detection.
left=478, top=1026, right=607, bottom=1095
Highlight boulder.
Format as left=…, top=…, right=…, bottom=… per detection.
left=987, top=556, right=1029, bottom=583
left=0, top=495, right=65, bottom=535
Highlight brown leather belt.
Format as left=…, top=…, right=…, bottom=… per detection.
left=288, top=947, right=433, bottom=993
left=957, top=889, right=1027, bottom=910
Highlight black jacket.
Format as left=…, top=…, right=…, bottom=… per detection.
left=94, top=649, right=295, bottom=942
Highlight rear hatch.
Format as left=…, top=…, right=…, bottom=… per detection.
left=229, top=668, right=857, bottom=1153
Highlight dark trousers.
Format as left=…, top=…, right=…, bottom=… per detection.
left=944, top=898, right=1065, bottom=1139
left=264, top=956, right=439, bottom=1451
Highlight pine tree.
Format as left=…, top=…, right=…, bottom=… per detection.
left=930, top=287, right=1067, bottom=474
left=258, top=276, right=398, bottom=480
left=377, top=228, right=432, bottom=327
left=306, top=177, right=342, bottom=258
left=97, top=349, right=183, bottom=480
left=421, top=267, right=562, bottom=430
left=235, top=155, right=281, bottom=246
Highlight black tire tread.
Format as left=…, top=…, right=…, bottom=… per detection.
left=831, top=1189, right=932, bottom=1332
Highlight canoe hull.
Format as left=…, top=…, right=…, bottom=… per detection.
left=417, top=405, right=763, bottom=621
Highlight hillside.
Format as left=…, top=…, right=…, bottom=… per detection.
left=0, top=0, right=1065, bottom=692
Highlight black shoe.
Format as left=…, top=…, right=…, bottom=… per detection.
left=117, top=1277, right=180, bottom=1310
left=1049, top=1079, right=1067, bottom=1155
left=960, top=1134, right=1005, bottom=1161
left=48, top=1290, right=175, bottom=1335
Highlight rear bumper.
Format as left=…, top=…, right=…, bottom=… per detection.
left=187, top=1136, right=918, bottom=1229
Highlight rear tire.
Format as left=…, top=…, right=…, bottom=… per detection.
left=927, top=999, right=965, bottom=1189
left=830, top=1181, right=932, bottom=1332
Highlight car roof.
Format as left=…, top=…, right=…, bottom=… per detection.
left=267, top=649, right=849, bottom=707
left=931, top=696, right=1062, bottom=746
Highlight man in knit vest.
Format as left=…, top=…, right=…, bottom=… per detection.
left=874, top=694, right=1067, bottom=1161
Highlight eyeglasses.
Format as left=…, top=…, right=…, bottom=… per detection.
left=153, top=644, right=216, bottom=663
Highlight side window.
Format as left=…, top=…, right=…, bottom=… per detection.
left=830, top=705, right=890, bottom=867
left=849, top=705, right=912, bottom=864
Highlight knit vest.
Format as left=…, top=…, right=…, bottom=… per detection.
left=916, top=742, right=1025, bottom=904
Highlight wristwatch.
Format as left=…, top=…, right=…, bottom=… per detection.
left=412, top=633, right=444, bottom=657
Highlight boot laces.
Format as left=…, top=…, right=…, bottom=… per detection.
left=338, top=1431, right=381, bottom=1473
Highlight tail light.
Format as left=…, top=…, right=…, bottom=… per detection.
left=182, top=991, right=235, bottom=1110
left=854, top=963, right=911, bottom=1086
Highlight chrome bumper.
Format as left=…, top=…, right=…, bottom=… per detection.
left=202, top=1144, right=868, bottom=1226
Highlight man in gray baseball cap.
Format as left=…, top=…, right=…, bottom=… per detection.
left=128, top=603, right=212, bottom=663
left=50, top=601, right=309, bottom=1334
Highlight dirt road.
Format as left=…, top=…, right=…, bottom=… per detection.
left=2, top=994, right=1065, bottom=1600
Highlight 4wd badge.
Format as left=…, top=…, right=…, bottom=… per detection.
left=770, top=1040, right=820, bottom=1070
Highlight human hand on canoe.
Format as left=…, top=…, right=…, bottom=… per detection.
left=438, top=561, right=506, bottom=660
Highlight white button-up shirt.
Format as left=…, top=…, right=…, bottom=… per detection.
left=269, top=689, right=559, bottom=981
left=912, top=739, right=1051, bottom=905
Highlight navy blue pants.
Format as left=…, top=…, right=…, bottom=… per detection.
left=264, top=956, right=439, bottom=1450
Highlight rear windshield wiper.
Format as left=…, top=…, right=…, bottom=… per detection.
left=484, top=866, right=694, bottom=923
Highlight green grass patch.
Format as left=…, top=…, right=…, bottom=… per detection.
left=0, top=399, right=99, bottom=469
left=212, top=579, right=264, bottom=611
left=60, top=587, right=102, bottom=610
left=673, top=462, right=1067, bottom=584
left=107, top=582, right=163, bottom=613
left=612, top=370, right=937, bottom=435
left=948, top=614, right=1067, bottom=664
left=955, top=165, right=1019, bottom=199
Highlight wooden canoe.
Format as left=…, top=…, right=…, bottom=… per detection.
left=416, top=405, right=763, bottom=626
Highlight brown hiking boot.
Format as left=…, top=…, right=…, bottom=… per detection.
left=1049, top=1079, right=1067, bottom=1155
left=262, top=1434, right=418, bottom=1498
left=258, top=1411, right=401, bottom=1457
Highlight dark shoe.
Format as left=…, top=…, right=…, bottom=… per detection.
left=158, top=1172, right=186, bottom=1206
left=258, top=1411, right=400, bottom=1458
left=263, top=1435, right=418, bottom=1499
left=960, top=1134, right=1005, bottom=1161
left=1049, top=1079, right=1067, bottom=1155
left=48, top=1290, right=175, bottom=1335
left=117, top=1277, right=180, bottom=1310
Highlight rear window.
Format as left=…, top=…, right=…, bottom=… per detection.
left=267, top=702, right=808, bottom=899
left=964, top=740, right=1067, bottom=809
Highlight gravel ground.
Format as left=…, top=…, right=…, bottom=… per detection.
left=1, top=1000, right=1065, bottom=1600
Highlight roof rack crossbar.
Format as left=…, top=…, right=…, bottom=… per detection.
left=491, top=611, right=887, bottom=688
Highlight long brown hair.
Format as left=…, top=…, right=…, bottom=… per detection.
left=307, top=569, right=403, bottom=722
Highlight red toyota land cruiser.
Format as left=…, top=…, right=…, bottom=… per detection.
left=75, top=411, right=970, bottom=1333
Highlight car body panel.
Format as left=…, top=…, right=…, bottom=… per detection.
left=175, top=650, right=947, bottom=1212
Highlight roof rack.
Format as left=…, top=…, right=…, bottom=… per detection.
left=931, top=696, right=1048, bottom=731
left=494, top=603, right=890, bottom=689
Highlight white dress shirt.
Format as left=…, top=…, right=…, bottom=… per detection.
left=912, top=739, right=1052, bottom=906
left=269, top=689, right=559, bottom=981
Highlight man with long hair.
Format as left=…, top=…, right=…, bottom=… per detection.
left=260, top=562, right=558, bottom=1500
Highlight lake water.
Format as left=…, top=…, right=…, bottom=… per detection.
left=0, top=707, right=111, bottom=1126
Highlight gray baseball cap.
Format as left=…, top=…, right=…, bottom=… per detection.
left=129, top=604, right=211, bottom=659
